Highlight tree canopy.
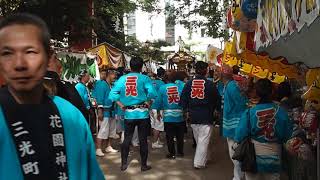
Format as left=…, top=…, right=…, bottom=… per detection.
left=166, top=0, right=229, bottom=40
left=0, top=0, right=227, bottom=55
left=0, top=0, right=160, bottom=48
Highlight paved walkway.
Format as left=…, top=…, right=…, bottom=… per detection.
left=98, top=128, right=233, bottom=180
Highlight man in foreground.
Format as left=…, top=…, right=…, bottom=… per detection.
left=0, top=13, right=104, bottom=180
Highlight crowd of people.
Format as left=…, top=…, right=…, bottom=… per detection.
left=0, top=13, right=318, bottom=180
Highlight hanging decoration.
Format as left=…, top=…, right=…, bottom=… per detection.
left=255, top=0, right=320, bottom=50
left=227, top=0, right=257, bottom=32
left=222, top=41, right=304, bottom=83
left=241, top=0, right=258, bottom=19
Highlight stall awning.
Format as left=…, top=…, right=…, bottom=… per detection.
left=223, top=42, right=303, bottom=83
left=88, top=43, right=126, bottom=69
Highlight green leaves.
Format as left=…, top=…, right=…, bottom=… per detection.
left=167, top=0, right=228, bottom=39
left=124, top=36, right=170, bottom=64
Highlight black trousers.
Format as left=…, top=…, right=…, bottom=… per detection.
left=164, top=122, right=185, bottom=155
left=121, top=119, right=149, bottom=166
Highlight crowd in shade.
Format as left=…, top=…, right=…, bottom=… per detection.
left=0, top=13, right=317, bottom=180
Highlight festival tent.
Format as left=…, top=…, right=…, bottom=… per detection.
left=88, top=43, right=127, bottom=69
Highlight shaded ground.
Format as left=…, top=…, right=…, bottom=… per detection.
left=98, top=128, right=233, bottom=180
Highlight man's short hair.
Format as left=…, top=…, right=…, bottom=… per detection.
left=0, top=13, right=51, bottom=57
left=195, top=61, right=208, bottom=76
left=157, top=67, right=165, bottom=78
left=106, top=68, right=117, bottom=76
left=174, top=71, right=188, bottom=81
left=99, top=69, right=107, bottom=74
left=79, top=69, right=88, bottom=80
left=130, top=56, right=144, bottom=72
left=232, top=65, right=240, bottom=75
left=208, top=69, right=214, bottom=78
left=163, top=70, right=175, bottom=83
left=277, top=81, right=292, bottom=101
left=255, top=79, right=272, bottom=100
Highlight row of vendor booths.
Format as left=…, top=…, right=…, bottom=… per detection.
left=216, top=0, right=320, bottom=179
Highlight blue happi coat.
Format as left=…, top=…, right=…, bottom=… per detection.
left=0, top=96, right=105, bottom=180
left=151, top=79, right=164, bottom=109
left=222, top=80, right=248, bottom=139
left=216, top=80, right=224, bottom=97
left=152, top=79, right=165, bottom=91
left=153, top=83, right=184, bottom=123
left=75, top=82, right=90, bottom=110
left=114, top=104, right=125, bottom=116
left=92, top=80, right=113, bottom=118
left=235, top=103, right=293, bottom=173
left=175, top=80, right=185, bottom=91
left=109, top=72, right=157, bottom=120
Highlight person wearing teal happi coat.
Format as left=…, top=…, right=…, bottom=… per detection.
left=235, top=79, right=293, bottom=180
left=153, top=71, right=185, bottom=159
left=109, top=57, right=156, bottom=172
left=75, top=70, right=91, bottom=110
left=221, top=65, right=248, bottom=180
left=0, top=97, right=105, bottom=180
left=0, top=13, right=104, bottom=180
left=92, top=69, right=118, bottom=157
left=150, top=70, right=166, bottom=149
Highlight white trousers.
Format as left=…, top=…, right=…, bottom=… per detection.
left=191, top=124, right=213, bottom=167
left=97, top=117, right=117, bottom=139
left=115, top=115, right=124, bottom=133
left=227, top=138, right=244, bottom=180
left=150, top=109, right=164, bottom=131
left=245, top=172, right=280, bottom=180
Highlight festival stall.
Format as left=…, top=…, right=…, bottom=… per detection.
left=88, top=43, right=127, bottom=70
left=223, top=0, right=320, bottom=179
